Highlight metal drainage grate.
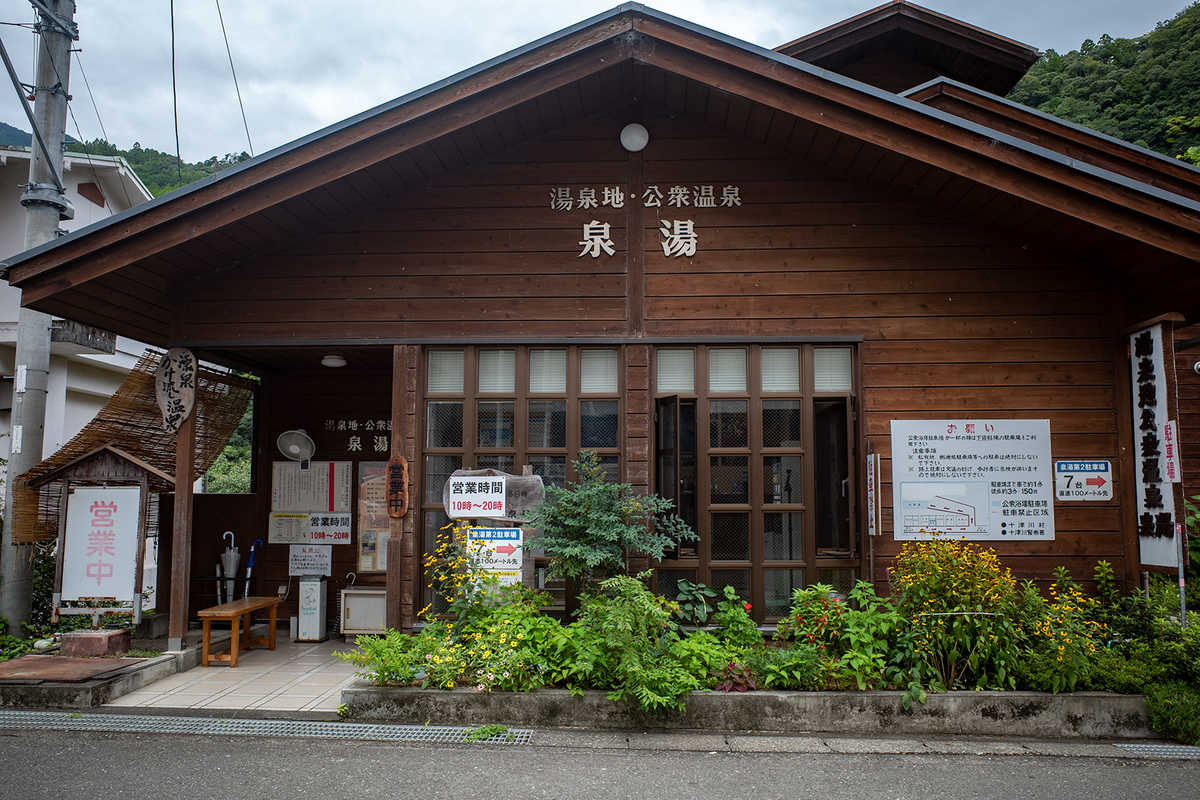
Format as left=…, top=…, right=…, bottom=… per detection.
left=0, top=711, right=531, bottom=745
left=1117, top=743, right=1200, bottom=760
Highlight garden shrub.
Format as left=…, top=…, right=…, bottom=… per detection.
left=669, top=630, right=732, bottom=689
left=773, top=583, right=847, bottom=652
left=1020, top=578, right=1106, bottom=693
left=1145, top=681, right=1200, bottom=746
left=558, top=574, right=700, bottom=712
left=524, top=451, right=695, bottom=582
left=712, top=585, right=764, bottom=654
left=891, top=535, right=1020, bottom=690
left=759, top=642, right=826, bottom=690
left=836, top=581, right=903, bottom=691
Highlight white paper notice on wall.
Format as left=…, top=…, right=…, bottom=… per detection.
left=289, top=545, right=332, bottom=577
left=271, top=461, right=352, bottom=513
left=890, top=419, right=1054, bottom=541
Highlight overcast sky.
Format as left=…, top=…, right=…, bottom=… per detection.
left=0, top=0, right=1193, bottom=163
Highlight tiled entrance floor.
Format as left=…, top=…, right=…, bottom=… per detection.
left=105, top=632, right=360, bottom=716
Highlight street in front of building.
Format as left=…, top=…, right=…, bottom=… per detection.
left=0, top=723, right=1197, bottom=800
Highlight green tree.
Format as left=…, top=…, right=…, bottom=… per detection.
left=1008, top=3, right=1200, bottom=157
left=525, top=450, right=695, bottom=582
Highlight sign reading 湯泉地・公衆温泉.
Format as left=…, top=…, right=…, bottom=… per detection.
left=1054, top=461, right=1113, bottom=502
left=890, top=419, right=1054, bottom=541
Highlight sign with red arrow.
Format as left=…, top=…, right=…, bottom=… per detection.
left=468, top=527, right=523, bottom=583
left=1054, top=461, right=1113, bottom=502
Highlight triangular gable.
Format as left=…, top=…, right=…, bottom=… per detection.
left=775, top=0, right=1040, bottom=95
left=6, top=3, right=1200, bottom=352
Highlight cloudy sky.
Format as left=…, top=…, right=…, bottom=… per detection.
left=0, top=0, right=1193, bottom=163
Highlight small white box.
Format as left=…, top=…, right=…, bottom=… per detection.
left=340, top=587, right=387, bottom=635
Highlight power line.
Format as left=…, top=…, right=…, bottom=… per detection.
left=170, top=0, right=182, bottom=190
left=72, top=51, right=135, bottom=210
left=34, top=25, right=127, bottom=219
left=214, top=0, right=253, bottom=157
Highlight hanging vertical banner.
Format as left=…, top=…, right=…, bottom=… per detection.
left=155, top=347, right=197, bottom=432
left=61, top=486, right=142, bottom=602
left=1129, top=324, right=1186, bottom=569
left=865, top=452, right=879, bottom=537
left=358, top=461, right=390, bottom=572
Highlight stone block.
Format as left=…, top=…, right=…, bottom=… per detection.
left=61, top=629, right=132, bottom=657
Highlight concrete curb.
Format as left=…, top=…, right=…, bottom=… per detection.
left=340, top=683, right=1153, bottom=740
left=0, top=627, right=243, bottom=710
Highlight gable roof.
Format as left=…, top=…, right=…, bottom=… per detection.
left=775, top=1, right=1040, bottom=95
left=5, top=3, right=1200, bottom=369
left=902, top=77, right=1200, bottom=204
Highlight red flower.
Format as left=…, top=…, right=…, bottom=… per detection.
left=743, top=602, right=752, bottom=611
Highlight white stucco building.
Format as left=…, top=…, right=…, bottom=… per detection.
left=0, top=146, right=152, bottom=461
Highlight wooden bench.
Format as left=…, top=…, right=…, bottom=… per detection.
left=197, top=596, right=280, bottom=667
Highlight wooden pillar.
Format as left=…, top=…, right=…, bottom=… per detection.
left=386, top=344, right=420, bottom=632
left=167, top=409, right=196, bottom=651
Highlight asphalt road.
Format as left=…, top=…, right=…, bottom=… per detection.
left=0, top=728, right=1197, bottom=800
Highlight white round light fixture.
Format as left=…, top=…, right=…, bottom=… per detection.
left=321, top=354, right=347, bottom=368
left=620, top=123, right=649, bottom=152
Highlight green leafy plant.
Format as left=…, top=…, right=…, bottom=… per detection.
left=565, top=574, right=699, bottom=712
left=1145, top=681, right=1200, bottom=746
left=712, top=586, right=763, bottom=653
left=421, top=520, right=503, bottom=634
left=669, top=630, right=732, bottom=688
left=836, top=581, right=902, bottom=691
left=890, top=534, right=1020, bottom=690
left=773, top=583, right=847, bottom=653
left=0, top=616, right=30, bottom=663
left=463, top=723, right=513, bottom=743
left=711, top=661, right=757, bottom=692
left=673, top=580, right=719, bottom=626
left=759, top=643, right=824, bottom=690
left=524, top=451, right=696, bottom=582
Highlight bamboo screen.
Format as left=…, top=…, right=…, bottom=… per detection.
left=11, top=349, right=256, bottom=544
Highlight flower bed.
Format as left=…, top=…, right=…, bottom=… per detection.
left=337, top=526, right=1200, bottom=744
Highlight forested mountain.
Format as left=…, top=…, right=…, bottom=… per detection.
left=64, top=138, right=250, bottom=197
left=1008, top=2, right=1200, bottom=160
left=0, top=124, right=247, bottom=198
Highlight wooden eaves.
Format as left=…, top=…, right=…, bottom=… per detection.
left=4, top=2, right=1200, bottom=360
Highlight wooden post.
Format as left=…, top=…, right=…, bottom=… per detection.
left=386, top=344, right=417, bottom=631
left=168, top=408, right=196, bottom=651
left=402, top=345, right=419, bottom=631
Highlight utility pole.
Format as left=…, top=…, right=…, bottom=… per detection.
left=0, top=0, right=77, bottom=634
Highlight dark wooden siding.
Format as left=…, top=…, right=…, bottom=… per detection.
left=639, top=118, right=1125, bottom=588
left=177, top=108, right=1131, bottom=591
left=1175, top=325, right=1200, bottom=509
left=177, top=116, right=634, bottom=343
left=254, top=372, right=392, bottom=622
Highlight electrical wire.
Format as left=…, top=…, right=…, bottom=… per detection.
left=214, top=0, right=253, bottom=157
left=35, top=18, right=132, bottom=222
left=170, top=0, right=182, bottom=190
left=73, top=51, right=135, bottom=210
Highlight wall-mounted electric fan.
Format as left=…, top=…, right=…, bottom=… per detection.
left=277, top=429, right=316, bottom=471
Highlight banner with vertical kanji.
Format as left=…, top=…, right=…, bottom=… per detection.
left=61, top=486, right=141, bottom=601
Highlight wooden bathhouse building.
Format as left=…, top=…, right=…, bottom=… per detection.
left=6, top=2, right=1200, bottom=642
